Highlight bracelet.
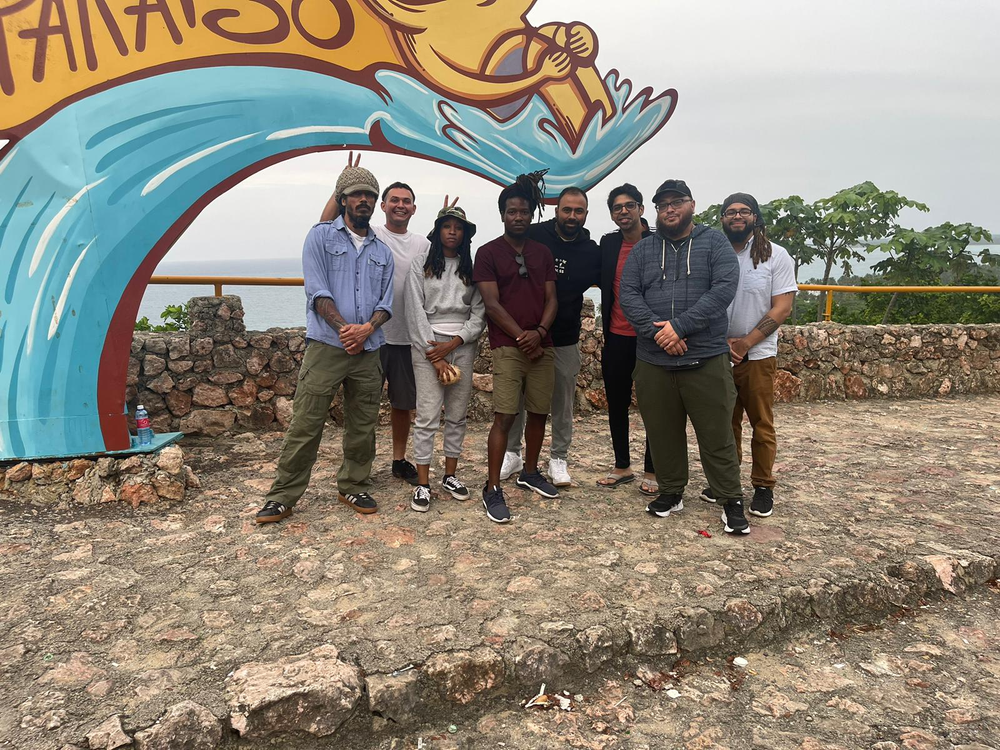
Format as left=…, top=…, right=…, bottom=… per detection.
left=536, top=325, right=548, bottom=336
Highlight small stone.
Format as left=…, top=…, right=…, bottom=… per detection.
left=67, top=459, right=94, bottom=481
left=155, top=446, right=184, bottom=475
left=119, top=481, right=159, bottom=509
left=274, top=397, right=294, bottom=428
left=423, top=647, right=504, bottom=704
left=146, top=373, right=175, bottom=394
left=86, top=715, right=131, bottom=749
left=733, top=657, right=749, bottom=668
left=208, top=370, right=243, bottom=385
left=134, top=700, right=222, bottom=750
left=269, top=352, right=296, bottom=373
left=6, top=462, right=32, bottom=482
left=152, top=473, right=186, bottom=502
left=143, top=355, right=166, bottom=376
left=367, top=671, right=422, bottom=725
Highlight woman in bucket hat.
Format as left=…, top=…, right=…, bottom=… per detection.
left=402, top=199, right=486, bottom=512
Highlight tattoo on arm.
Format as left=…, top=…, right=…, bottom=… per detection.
left=368, top=310, right=391, bottom=331
left=755, top=315, right=780, bottom=337
left=315, top=297, right=347, bottom=332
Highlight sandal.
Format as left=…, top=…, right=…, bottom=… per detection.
left=639, top=478, right=659, bottom=497
left=597, top=472, right=635, bottom=487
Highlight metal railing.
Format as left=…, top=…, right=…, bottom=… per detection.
left=150, top=277, right=1000, bottom=323
left=799, top=285, right=1000, bottom=321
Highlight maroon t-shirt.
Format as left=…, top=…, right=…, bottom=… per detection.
left=473, top=236, right=557, bottom=350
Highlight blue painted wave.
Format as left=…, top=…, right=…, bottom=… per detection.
left=0, top=66, right=674, bottom=459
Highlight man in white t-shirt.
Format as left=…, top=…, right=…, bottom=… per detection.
left=321, top=178, right=430, bottom=485
left=700, top=193, right=797, bottom=518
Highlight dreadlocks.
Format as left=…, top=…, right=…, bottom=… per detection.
left=497, top=169, right=549, bottom=219
left=425, top=224, right=474, bottom=286
left=749, top=224, right=773, bottom=269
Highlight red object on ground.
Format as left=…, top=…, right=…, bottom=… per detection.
left=697, top=530, right=712, bottom=538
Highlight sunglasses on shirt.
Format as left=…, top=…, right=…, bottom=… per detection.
left=515, top=252, right=529, bottom=278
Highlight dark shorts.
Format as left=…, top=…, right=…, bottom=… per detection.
left=380, top=344, right=416, bottom=410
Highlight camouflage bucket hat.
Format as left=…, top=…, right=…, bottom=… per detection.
left=432, top=205, right=477, bottom=241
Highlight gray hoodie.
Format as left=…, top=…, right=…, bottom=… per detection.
left=618, top=224, right=739, bottom=368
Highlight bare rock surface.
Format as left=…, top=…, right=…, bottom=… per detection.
left=0, top=396, right=998, bottom=748
left=133, top=700, right=221, bottom=750
left=225, top=645, right=362, bottom=739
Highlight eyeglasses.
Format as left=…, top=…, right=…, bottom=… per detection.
left=515, top=253, right=529, bottom=278
left=655, top=198, right=691, bottom=213
left=611, top=201, right=639, bottom=214
left=723, top=208, right=754, bottom=219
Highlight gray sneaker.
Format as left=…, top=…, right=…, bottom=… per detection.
left=516, top=470, right=559, bottom=499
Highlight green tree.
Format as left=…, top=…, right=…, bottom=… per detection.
left=866, top=223, right=996, bottom=323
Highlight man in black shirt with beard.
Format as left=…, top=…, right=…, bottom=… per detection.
left=501, top=187, right=601, bottom=488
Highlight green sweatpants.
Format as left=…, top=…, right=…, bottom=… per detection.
left=265, top=342, right=383, bottom=506
left=633, top=354, right=743, bottom=500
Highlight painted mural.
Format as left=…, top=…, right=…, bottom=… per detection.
left=0, top=0, right=677, bottom=461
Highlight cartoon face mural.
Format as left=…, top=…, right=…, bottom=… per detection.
left=0, top=0, right=677, bottom=461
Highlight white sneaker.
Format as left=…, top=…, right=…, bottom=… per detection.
left=548, top=458, right=572, bottom=487
left=499, top=451, right=523, bottom=481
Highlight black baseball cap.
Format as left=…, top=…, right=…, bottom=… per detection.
left=652, top=179, right=693, bottom=204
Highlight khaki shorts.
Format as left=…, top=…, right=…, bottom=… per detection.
left=492, top=346, right=555, bottom=415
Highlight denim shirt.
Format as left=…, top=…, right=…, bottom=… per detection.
left=303, top=216, right=394, bottom=351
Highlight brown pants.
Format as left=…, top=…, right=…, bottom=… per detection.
left=731, top=357, right=777, bottom=489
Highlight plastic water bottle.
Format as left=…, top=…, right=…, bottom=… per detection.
left=135, top=404, right=153, bottom=446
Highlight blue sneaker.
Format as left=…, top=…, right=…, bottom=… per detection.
left=515, top=470, right=559, bottom=499
left=483, top=485, right=511, bottom=524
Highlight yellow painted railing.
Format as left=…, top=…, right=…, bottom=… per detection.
left=150, top=277, right=1000, bottom=323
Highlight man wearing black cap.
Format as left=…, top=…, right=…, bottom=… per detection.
left=618, top=179, right=750, bottom=534
left=699, top=194, right=797, bottom=518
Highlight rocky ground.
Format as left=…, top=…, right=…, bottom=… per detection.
left=1, top=396, right=998, bottom=749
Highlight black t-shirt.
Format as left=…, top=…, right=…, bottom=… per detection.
left=527, top=220, right=601, bottom=347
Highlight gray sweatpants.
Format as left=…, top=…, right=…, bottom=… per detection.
left=507, top=344, right=581, bottom=460
left=411, top=336, right=477, bottom=465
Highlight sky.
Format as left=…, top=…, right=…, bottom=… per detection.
left=4, top=0, right=998, bottom=268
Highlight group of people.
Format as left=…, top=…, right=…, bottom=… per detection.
left=254, top=159, right=797, bottom=535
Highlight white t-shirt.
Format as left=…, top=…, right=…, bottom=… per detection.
left=347, top=227, right=366, bottom=251
left=374, top=225, right=431, bottom=345
left=727, top=239, right=798, bottom=360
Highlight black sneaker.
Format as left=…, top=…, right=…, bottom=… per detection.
left=392, top=459, right=420, bottom=486
left=441, top=475, right=470, bottom=501
left=749, top=487, right=774, bottom=518
left=482, top=485, right=511, bottom=524
left=339, top=492, right=378, bottom=515
left=255, top=500, right=291, bottom=524
left=515, top=470, right=559, bottom=499
left=699, top=487, right=719, bottom=503
left=722, top=499, right=750, bottom=535
left=411, top=485, right=431, bottom=513
left=645, top=493, right=684, bottom=518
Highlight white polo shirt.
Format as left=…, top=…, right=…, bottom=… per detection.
left=727, top=239, right=798, bottom=360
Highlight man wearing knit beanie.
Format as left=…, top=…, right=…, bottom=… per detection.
left=257, top=156, right=394, bottom=523
left=699, top=193, right=797, bottom=519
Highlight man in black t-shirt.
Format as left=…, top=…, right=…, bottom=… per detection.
left=500, top=187, right=600, bottom=488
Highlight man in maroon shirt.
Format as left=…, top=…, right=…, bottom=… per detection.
left=473, top=172, right=559, bottom=523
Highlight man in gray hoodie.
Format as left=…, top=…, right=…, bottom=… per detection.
left=618, top=179, right=750, bottom=535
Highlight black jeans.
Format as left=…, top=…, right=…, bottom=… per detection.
left=601, top=332, right=654, bottom=473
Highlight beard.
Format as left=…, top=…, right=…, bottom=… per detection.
left=723, top=224, right=753, bottom=244
left=556, top=218, right=581, bottom=239
left=657, top=215, right=692, bottom=239
left=347, top=208, right=371, bottom=230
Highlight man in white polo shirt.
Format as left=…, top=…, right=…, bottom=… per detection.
left=700, top=193, right=797, bottom=518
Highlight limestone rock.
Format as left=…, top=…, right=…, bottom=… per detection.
left=423, top=647, right=504, bottom=704
left=155, top=446, right=184, bottom=476
left=134, top=701, right=222, bottom=750
left=226, top=645, right=362, bottom=740
left=625, top=613, right=678, bottom=657
left=86, top=714, right=131, bottom=749
left=180, top=410, right=235, bottom=437
left=119, top=481, right=159, bottom=509
left=192, top=384, right=229, bottom=408
left=143, top=355, right=166, bottom=377
left=165, top=390, right=193, bottom=417
left=5, top=462, right=32, bottom=482
left=676, top=607, right=724, bottom=652
left=575, top=626, right=615, bottom=673
left=367, top=670, right=422, bottom=725
left=511, top=638, right=571, bottom=685
left=274, top=397, right=294, bottom=429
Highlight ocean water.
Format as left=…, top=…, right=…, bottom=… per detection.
left=141, top=256, right=603, bottom=331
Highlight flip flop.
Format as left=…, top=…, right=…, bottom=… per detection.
left=596, top=472, right=635, bottom=487
left=639, top=480, right=659, bottom=497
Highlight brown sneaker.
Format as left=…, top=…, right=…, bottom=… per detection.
left=339, top=492, right=378, bottom=515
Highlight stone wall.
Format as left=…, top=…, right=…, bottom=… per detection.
left=127, top=296, right=1000, bottom=437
